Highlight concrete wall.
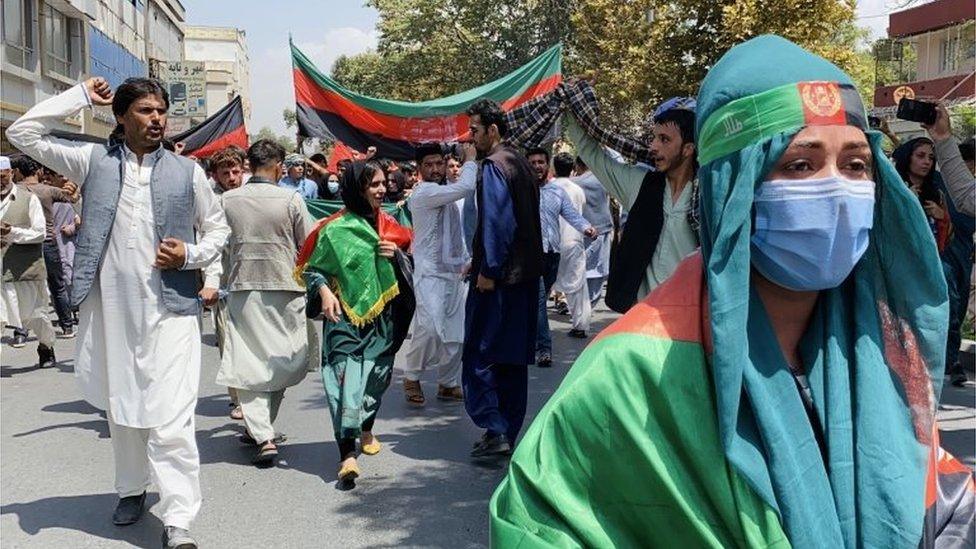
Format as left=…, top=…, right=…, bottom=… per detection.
left=183, top=25, right=251, bottom=126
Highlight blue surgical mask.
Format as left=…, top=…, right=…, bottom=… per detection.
left=328, top=180, right=340, bottom=194
left=750, top=176, right=875, bottom=291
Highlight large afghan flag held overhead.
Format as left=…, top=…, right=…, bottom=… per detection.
left=171, top=95, right=248, bottom=159
left=291, top=42, right=562, bottom=160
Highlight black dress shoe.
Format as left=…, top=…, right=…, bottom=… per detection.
left=112, top=492, right=146, bottom=526
left=37, top=344, right=56, bottom=368
left=470, top=434, right=511, bottom=458
left=567, top=329, right=588, bottom=339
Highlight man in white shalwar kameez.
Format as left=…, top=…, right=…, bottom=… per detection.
left=7, top=77, right=229, bottom=549
left=550, top=153, right=592, bottom=336
left=402, top=143, right=478, bottom=406
left=1, top=159, right=58, bottom=368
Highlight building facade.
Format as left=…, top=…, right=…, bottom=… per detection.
left=183, top=25, right=251, bottom=128
left=872, top=0, right=974, bottom=136
left=1, top=0, right=185, bottom=149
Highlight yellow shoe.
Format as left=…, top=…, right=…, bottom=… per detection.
left=360, top=437, right=382, bottom=456
left=338, top=459, right=360, bottom=482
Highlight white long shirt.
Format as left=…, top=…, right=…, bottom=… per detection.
left=552, top=177, right=587, bottom=293
left=6, top=84, right=230, bottom=428
left=407, top=162, right=477, bottom=277
left=1, top=186, right=49, bottom=328
left=406, top=162, right=477, bottom=345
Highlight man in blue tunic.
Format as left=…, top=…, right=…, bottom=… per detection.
left=462, top=99, right=543, bottom=458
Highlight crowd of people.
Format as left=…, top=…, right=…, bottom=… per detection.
left=1, top=33, right=974, bottom=548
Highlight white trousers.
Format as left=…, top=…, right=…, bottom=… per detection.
left=403, top=329, right=463, bottom=388
left=238, top=388, right=285, bottom=444
left=1, top=280, right=55, bottom=346
left=107, top=402, right=201, bottom=529
left=566, top=283, right=592, bottom=332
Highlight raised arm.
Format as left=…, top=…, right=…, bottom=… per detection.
left=6, top=80, right=110, bottom=185
left=564, top=113, right=648, bottom=210
left=412, top=160, right=478, bottom=209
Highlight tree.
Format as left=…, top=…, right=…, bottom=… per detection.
left=253, top=127, right=296, bottom=153
left=568, top=0, right=864, bottom=131
left=329, top=0, right=870, bottom=132
left=283, top=108, right=297, bottom=129
left=332, top=0, right=572, bottom=101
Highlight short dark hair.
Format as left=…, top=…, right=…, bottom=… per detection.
left=466, top=98, right=508, bottom=138
left=398, top=162, right=416, bottom=174
left=574, top=156, right=588, bottom=171
left=960, top=138, right=975, bottom=163
left=553, top=152, right=574, bottom=177
left=247, top=139, right=286, bottom=171
left=309, top=152, right=327, bottom=164
left=525, top=147, right=550, bottom=163
left=652, top=108, right=696, bottom=146
left=112, top=78, right=169, bottom=118
left=10, top=154, right=42, bottom=177
left=414, top=142, right=444, bottom=164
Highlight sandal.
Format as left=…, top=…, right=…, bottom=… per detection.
left=403, top=379, right=425, bottom=407
left=252, top=442, right=278, bottom=466
left=338, top=458, right=360, bottom=482
left=436, top=385, right=464, bottom=402
left=240, top=432, right=287, bottom=445
left=360, top=433, right=382, bottom=455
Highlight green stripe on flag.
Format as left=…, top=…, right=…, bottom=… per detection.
left=291, top=41, right=561, bottom=118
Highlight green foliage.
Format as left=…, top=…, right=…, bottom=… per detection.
left=253, top=127, right=296, bottom=153
left=951, top=104, right=976, bottom=142
left=283, top=108, right=297, bottom=130
left=330, top=0, right=872, bottom=131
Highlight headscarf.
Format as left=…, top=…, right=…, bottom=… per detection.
left=893, top=138, right=952, bottom=250
left=696, top=35, right=948, bottom=548
left=284, top=153, right=305, bottom=169
left=340, top=160, right=380, bottom=223
left=384, top=170, right=407, bottom=202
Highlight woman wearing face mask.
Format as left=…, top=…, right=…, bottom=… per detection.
left=319, top=172, right=341, bottom=201
left=490, top=36, right=973, bottom=548
left=296, top=161, right=414, bottom=484
left=894, top=138, right=975, bottom=388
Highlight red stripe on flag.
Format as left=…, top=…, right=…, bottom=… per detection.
left=186, top=125, right=249, bottom=159
left=294, top=69, right=562, bottom=142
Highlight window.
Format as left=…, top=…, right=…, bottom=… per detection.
left=940, top=36, right=959, bottom=73
left=43, top=4, right=74, bottom=78
left=3, top=0, right=34, bottom=69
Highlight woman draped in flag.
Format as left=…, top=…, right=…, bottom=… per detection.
left=489, top=35, right=974, bottom=547
left=297, top=160, right=413, bottom=484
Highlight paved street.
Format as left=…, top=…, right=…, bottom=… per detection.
left=1, top=304, right=973, bottom=548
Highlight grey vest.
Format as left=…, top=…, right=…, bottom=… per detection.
left=2, top=185, right=46, bottom=283
left=72, top=145, right=201, bottom=315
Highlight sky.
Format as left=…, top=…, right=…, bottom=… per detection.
left=182, top=0, right=898, bottom=137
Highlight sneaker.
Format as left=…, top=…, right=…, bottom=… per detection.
left=10, top=333, right=26, bottom=348
left=567, top=329, right=588, bottom=339
left=161, top=525, right=197, bottom=548
left=536, top=352, right=552, bottom=368
left=37, top=344, right=56, bottom=368
left=58, top=325, right=76, bottom=339
left=471, top=433, right=511, bottom=458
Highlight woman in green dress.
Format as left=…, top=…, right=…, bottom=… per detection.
left=297, top=160, right=414, bottom=483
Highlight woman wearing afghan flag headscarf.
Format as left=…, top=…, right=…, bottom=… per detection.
left=297, top=160, right=414, bottom=484
left=489, top=36, right=974, bottom=548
